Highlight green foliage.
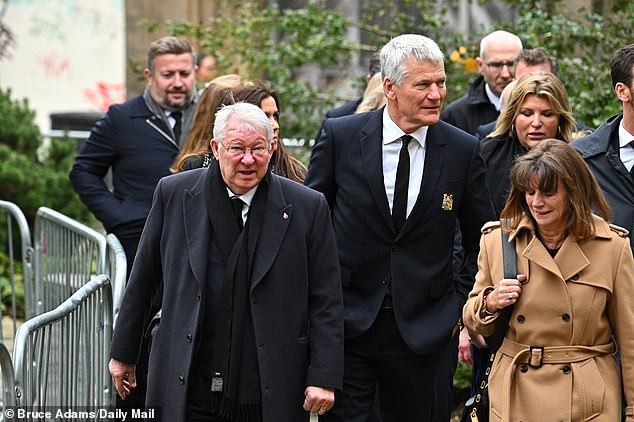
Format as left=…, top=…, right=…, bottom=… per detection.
left=0, top=88, right=40, bottom=158
left=0, top=87, right=93, bottom=225
left=495, top=0, right=634, bottom=127
left=157, top=1, right=352, bottom=139
left=147, top=0, right=630, bottom=141
left=0, top=251, right=25, bottom=319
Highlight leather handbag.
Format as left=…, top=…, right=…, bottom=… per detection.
left=461, top=224, right=516, bottom=422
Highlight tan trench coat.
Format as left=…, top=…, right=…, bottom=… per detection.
left=463, top=214, right=634, bottom=422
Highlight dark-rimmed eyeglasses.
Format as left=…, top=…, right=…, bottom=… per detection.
left=219, top=143, right=271, bottom=159
left=485, top=60, right=516, bottom=70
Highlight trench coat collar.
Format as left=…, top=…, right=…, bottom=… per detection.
left=510, top=214, right=613, bottom=282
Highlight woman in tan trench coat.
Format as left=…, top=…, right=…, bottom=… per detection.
left=463, top=139, right=634, bottom=421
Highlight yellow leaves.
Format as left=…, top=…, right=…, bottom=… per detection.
left=449, top=46, right=478, bottom=73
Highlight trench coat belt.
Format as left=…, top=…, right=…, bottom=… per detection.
left=497, top=338, right=614, bottom=422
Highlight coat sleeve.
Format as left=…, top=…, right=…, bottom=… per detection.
left=305, top=194, right=344, bottom=389
left=463, top=230, right=502, bottom=337
left=456, top=138, right=496, bottom=303
left=109, top=178, right=166, bottom=364
left=305, top=119, right=337, bottom=207
left=607, top=236, right=634, bottom=419
left=69, top=107, right=124, bottom=230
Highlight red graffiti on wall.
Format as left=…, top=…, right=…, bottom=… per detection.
left=38, top=53, right=70, bottom=77
left=83, top=82, right=126, bottom=111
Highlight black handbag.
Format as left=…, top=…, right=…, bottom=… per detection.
left=461, top=225, right=516, bottom=422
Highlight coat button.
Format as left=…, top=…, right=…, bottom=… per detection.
left=380, top=278, right=387, bottom=285
left=179, top=375, right=185, bottom=384
left=520, top=364, right=529, bottom=373
left=186, top=333, right=192, bottom=342
left=196, top=293, right=201, bottom=301
left=392, top=245, right=398, bottom=251
left=517, top=315, right=525, bottom=323
left=562, top=365, right=571, bottom=374
left=562, top=313, right=571, bottom=322
left=570, top=274, right=580, bottom=281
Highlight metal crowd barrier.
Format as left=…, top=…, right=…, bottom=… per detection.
left=105, top=234, right=126, bottom=328
left=12, top=274, right=113, bottom=412
left=33, top=207, right=106, bottom=316
left=0, top=342, right=16, bottom=413
left=0, top=200, right=34, bottom=335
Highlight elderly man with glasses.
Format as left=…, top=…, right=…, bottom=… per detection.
left=109, top=102, right=343, bottom=422
left=441, top=30, right=523, bottom=135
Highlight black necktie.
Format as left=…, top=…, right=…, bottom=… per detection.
left=230, top=196, right=244, bottom=230
left=172, top=111, right=182, bottom=143
left=393, top=135, right=412, bottom=232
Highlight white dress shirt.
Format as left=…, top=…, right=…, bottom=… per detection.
left=618, top=120, right=634, bottom=172
left=382, top=107, right=427, bottom=219
left=227, top=186, right=258, bottom=225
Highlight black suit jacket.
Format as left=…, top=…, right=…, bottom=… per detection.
left=306, top=107, right=495, bottom=354
left=111, top=166, right=343, bottom=422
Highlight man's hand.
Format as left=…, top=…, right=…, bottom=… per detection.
left=303, top=386, right=335, bottom=416
left=458, top=327, right=473, bottom=364
left=109, top=358, right=137, bottom=400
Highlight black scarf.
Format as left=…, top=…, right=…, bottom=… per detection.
left=203, top=161, right=268, bottom=422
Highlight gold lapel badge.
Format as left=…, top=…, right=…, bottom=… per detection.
left=442, top=193, right=454, bottom=211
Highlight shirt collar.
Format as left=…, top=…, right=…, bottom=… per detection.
left=485, top=83, right=502, bottom=112
left=618, top=119, right=634, bottom=148
left=226, top=185, right=258, bottom=207
left=382, top=107, right=428, bottom=148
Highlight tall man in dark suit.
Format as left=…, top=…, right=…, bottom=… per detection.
left=305, top=34, right=495, bottom=421
left=572, top=44, right=634, bottom=247
left=109, top=102, right=343, bottom=422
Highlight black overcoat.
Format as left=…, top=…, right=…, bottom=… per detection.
left=110, top=166, right=344, bottom=422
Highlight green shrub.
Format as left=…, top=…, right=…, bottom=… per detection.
left=0, top=87, right=93, bottom=226
left=0, top=251, right=25, bottom=319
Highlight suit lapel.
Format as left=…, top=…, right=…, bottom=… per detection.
left=250, top=174, right=291, bottom=291
left=184, top=170, right=212, bottom=289
left=399, top=123, right=447, bottom=236
left=360, top=110, right=394, bottom=230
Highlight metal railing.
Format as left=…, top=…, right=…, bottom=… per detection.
left=0, top=200, right=34, bottom=331
left=105, top=234, right=126, bottom=328
left=12, top=274, right=113, bottom=411
left=0, top=342, right=16, bottom=413
left=33, top=207, right=106, bottom=316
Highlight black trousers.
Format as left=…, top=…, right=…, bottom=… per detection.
left=321, top=308, right=454, bottom=422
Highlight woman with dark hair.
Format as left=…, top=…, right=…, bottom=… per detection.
left=463, top=139, right=634, bottom=421
left=227, top=86, right=307, bottom=183
left=174, top=84, right=307, bottom=183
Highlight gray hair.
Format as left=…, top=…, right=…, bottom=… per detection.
left=380, top=34, right=445, bottom=87
left=146, top=36, right=194, bottom=73
left=213, top=102, right=273, bottom=145
left=479, top=30, right=523, bottom=59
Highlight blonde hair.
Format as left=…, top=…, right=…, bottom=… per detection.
left=489, top=72, right=576, bottom=143
left=355, top=72, right=386, bottom=113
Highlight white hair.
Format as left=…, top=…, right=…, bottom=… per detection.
left=213, top=102, right=273, bottom=145
left=380, top=34, right=445, bottom=86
